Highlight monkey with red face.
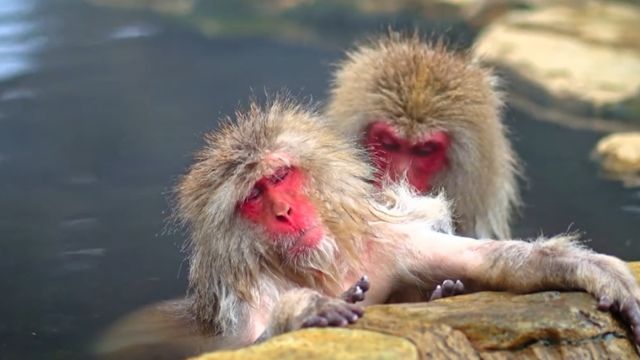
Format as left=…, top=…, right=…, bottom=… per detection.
left=97, top=97, right=640, bottom=360
left=327, top=33, right=520, bottom=239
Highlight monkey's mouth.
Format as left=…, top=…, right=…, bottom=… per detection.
left=289, top=226, right=324, bottom=254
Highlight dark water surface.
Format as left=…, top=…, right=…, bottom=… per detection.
left=0, top=1, right=638, bottom=359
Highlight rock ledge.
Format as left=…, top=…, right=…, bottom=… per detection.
left=191, top=263, right=640, bottom=360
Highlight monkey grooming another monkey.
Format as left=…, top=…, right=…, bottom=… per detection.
left=97, top=97, right=640, bottom=360
left=327, top=33, right=520, bottom=239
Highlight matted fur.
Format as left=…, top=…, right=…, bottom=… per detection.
left=174, top=96, right=392, bottom=335
left=326, top=32, right=522, bottom=239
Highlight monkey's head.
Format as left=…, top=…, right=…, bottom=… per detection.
left=176, top=97, right=374, bottom=317
left=327, top=33, right=520, bottom=238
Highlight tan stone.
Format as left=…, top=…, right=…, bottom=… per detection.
left=190, top=328, right=418, bottom=360
left=596, top=132, right=640, bottom=173
left=474, top=2, right=640, bottom=132
left=594, top=132, right=640, bottom=186
left=475, top=2, right=640, bottom=106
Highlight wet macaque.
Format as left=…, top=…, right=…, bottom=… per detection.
left=326, top=33, right=520, bottom=239
left=96, top=98, right=640, bottom=359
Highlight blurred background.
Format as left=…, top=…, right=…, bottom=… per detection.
left=0, top=0, right=638, bottom=358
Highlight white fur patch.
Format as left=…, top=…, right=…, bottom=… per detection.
left=375, top=184, right=454, bottom=234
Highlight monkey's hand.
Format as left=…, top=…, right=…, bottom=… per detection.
left=299, top=277, right=369, bottom=328
left=300, top=296, right=364, bottom=328
left=263, top=287, right=365, bottom=341
left=340, top=276, right=370, bottom=304
left=429, top=279, right=465, bottom=301
left=587, top=255, right=640, bottom=345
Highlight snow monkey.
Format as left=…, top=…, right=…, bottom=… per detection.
left=326, top=33, right=520, bottom=239
left=96, top=97, right=640, bottom=360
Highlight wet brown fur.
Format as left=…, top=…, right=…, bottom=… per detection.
left=326, top=32, right=521, bottom=239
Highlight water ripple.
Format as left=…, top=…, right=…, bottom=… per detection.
left=621, top=205, right=640, bottom=215
left=60, top=248, right=106, bottom=257
left=109, top=23, right=159, bottom=40
left=0, top=0, right=35, bottom=18
left=0, top=0, right=41, bottom=81
left=59, top=217, right=101, bottom=230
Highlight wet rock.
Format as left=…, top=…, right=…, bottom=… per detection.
left=193, top=328, right=418, bottom=360
left=475, top=1, right=640, bottom=132
left=594, top=132, right=640, bottom=187
left=190, top=262, right=640, bottom=359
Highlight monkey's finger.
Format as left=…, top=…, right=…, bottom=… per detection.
left=345, top=304, right=365, bottom=322
left=302, top=316, right=329, bottom=328
left=454, top=280, right=465, bottom=295
left=340, top=276, right=370, bottom=303
left=351, top=286, right=365, bottom=303
left=324, top=312, right=349, bottom=327
left=441, top=279, right=456, bottom=297
left=429, top=285, right=443, bottom=301
left=597, top=296, right=614, bottom=311
left=340, top=286, right=365, bottom=303
left=355, top=276, right=370, bottom=293
left=346, top=304, right=364, bottom=318
left=332, top=306, right=360, bottom=323
left=620, top=300, right=640, bottom=344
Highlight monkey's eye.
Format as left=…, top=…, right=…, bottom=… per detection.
left=270, top=166, right=290, bottom=184
left=413, top=142, right=439, bottom=156
left=246, top=186, right=262, bottom=201
left=378, top=135, right=400, bottom=152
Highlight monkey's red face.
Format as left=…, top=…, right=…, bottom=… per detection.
left=238, top=166, right=324, bottom=254
left=364, top=121, right=450, bottom=193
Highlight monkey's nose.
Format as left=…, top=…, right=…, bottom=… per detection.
left=273, top=201, right=293, bottom=222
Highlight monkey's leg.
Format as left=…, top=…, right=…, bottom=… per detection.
left=429, top=279, right=465, bottom=301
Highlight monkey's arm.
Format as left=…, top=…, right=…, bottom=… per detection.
left=405, top=229, right=640, bottom=344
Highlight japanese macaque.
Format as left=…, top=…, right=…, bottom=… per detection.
left=326, top=33, right=520, bottom=239
left=96, top=97, right=640, bottom=360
